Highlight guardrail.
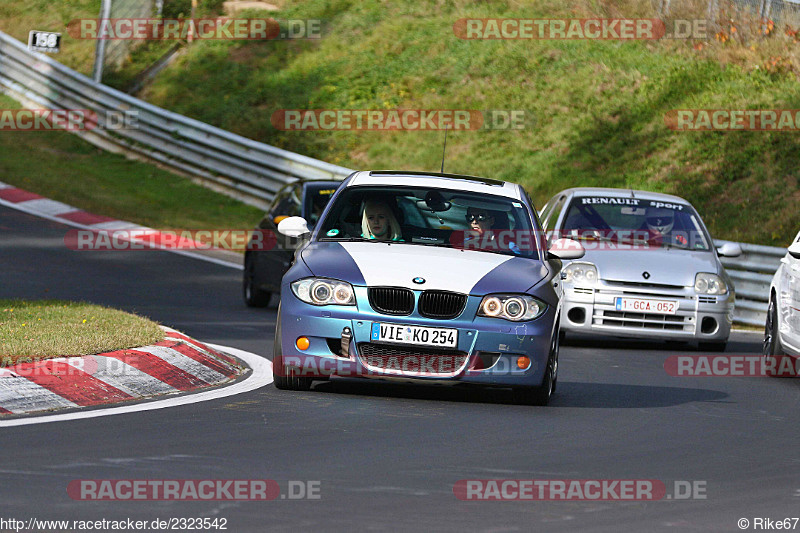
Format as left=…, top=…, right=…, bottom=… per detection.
left=0, top=30, right=353, bottom=210
left=0, top=30, right=787, bottom=329
left=714, top=239, right=785, bottom=328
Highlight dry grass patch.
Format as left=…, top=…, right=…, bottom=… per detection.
left=0, top=300, right=164, bottom=364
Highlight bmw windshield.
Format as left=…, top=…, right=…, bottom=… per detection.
left=559, top=196, right=711, bottom=251
left=316, top=186, right=540, bottom=259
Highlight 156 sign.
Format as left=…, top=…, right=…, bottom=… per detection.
left=28, top=31, right=61, bottom=53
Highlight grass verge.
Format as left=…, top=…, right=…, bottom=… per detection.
left=0, top=93, right=263, bottom=230
left=0, top=299, right=164, bottom=364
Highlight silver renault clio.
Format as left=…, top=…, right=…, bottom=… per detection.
left=539, top=188, right=742, bottom=351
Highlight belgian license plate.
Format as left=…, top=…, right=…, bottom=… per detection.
left=371, top=323, right=458, bottom=348
left=615, top=297, right=678, bottom=315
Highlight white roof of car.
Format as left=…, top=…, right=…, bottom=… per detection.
left=347, top=171, right=522, bottom=200
left=559, top=187, right=691, bottom=204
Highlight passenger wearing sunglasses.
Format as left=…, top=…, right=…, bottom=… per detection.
left=464, top=207, right=521, bottom=255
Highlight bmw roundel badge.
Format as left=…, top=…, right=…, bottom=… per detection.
left=412, top=277, right=425, bottom=284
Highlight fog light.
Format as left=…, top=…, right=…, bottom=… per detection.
left=296, top=337, right=310, bottom=351
left=517, top=356, right=531, bottom=370
left=567, top=307, right=586, bottom=324
left=701, top=317, right=718, bottom=334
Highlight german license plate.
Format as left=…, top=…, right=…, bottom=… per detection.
left=615, top=297, right=678, bottom=315
left=370, top=323, right=458, bottom=348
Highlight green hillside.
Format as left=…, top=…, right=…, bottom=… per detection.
left=140, top=0, right=800, bottom=245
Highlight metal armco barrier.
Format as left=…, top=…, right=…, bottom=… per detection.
left=0, top=30, right=353, bottom=210
left=714, top=239, right=786, bottom=328
left=0, top=30, right=788, bottom=328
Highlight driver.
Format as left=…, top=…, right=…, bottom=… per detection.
left=361, top=198, right=403, bottom=241
left=646, top=208, right=674, bottom=237
left=644, top=207, right=687, bottom=246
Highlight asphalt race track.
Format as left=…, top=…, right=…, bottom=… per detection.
left=1, top=204, right=799, bottom=532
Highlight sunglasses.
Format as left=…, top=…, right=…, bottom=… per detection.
left=466, top=213, right=491, bottom=222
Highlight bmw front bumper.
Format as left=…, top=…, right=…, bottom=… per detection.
left=276, top=286, right=558, bottom=388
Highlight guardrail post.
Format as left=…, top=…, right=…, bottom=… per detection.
left=92, top=0, right=113, bottom=83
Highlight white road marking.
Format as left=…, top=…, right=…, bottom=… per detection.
left=0, top=345, right=272, bottom=427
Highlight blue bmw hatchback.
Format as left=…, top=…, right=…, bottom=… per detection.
left=272, top=171, right=583, bottom=405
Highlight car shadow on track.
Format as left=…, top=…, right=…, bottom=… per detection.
left=307, top=379, right=727, bottom=408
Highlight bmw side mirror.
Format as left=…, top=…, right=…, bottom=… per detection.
left=548, top=238, right=585, bottom=260
left=277, top=216, right=310, bottom=238
left=717, top=242, right=742, bottom=258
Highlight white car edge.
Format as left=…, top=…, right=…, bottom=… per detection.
left=765, top=230, right=800, bottom=360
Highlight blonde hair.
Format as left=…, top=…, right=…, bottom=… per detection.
left=361, top=199, right=402, bottom=240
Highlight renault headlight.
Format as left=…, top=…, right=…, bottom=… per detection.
left=291, top=278, right=356, bottom=305
left=561, top=262, right=598, bottom=285
left=694, top=273, right=727, bottom=295
left=478, top=294, right=546, bottom=322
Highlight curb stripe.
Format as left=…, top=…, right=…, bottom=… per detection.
left=0, top=344, right=269, bottom=427
left=0, top=332, right=245, bottom=416
left=24, top=361, right=133, bottom=406
left=64, top=356, right=178, bottom=397
left=163, top=331, right=239, bottom=366
left=157, top=340, right=237, bottom=377
left=105, top=350, right=209, bottom=391
left=0, top=181, right=242, bottom=270
left=18, top=198, right=77, bottom=217
left=0, top=188, right=43, bottom=203
left=0, top=372, right=80, bottom=414
left=57, top=210, right=117, bottom=225
left=135, top=346, right=227, bottom=384
left=89, top=221, right=143, bottom=230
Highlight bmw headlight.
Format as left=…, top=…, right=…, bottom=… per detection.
left=478, top=294, right=546, bottom=321
left=561, top=262, right=598, bottom=285
left=694, top=273, right=727, bottom=295
left=291, top=278, right=356, bottom=305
